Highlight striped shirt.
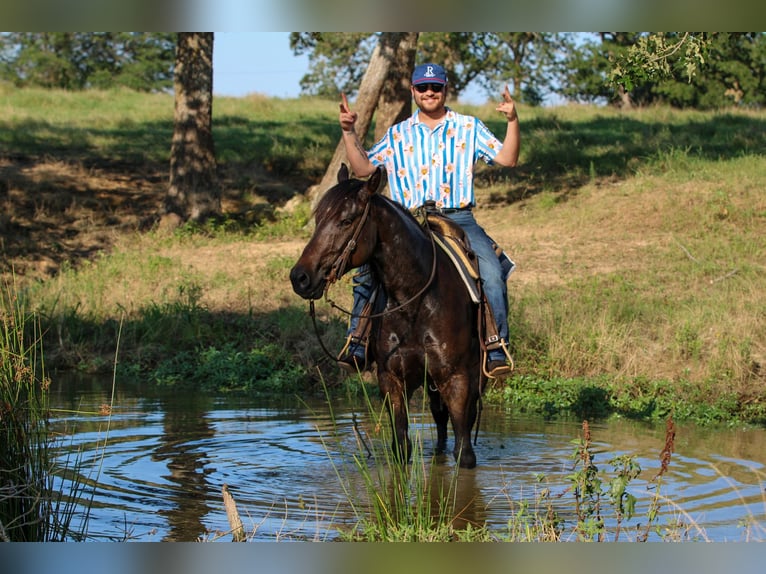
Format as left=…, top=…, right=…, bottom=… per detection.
left=367, top=107, right=502, bottom=210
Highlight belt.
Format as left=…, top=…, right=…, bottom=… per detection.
left=441, top=206, right=473, bottom=214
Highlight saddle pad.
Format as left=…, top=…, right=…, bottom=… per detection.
left=432, top=234, right=481, bottom=304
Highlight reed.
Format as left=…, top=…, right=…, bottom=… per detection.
left=0, top=277, right=90, bottom=541
left=315, top=378, right=463, bottom=542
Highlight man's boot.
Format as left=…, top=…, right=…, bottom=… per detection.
left=337, top=301, right=373, bottom=373
left=482, top=296, right=513, bottom=378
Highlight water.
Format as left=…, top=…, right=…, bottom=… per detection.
left=49, top=376, right=766, bottom=542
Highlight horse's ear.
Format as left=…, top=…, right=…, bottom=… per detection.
left=365, top=166, right=385, bottom=196
left=337, top=163, right=350, bottom=183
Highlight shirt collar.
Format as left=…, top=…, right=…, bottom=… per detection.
left=410, top=107, right=455, bottom=127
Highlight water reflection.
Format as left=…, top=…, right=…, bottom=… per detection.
left=49, top=376, right=766, bottom=542
left=152, top=393, right=216, bottom=541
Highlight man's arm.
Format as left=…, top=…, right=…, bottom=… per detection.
left=339, top=93, right=376, bottom=177
left=492, top=86, right=520, bottom=168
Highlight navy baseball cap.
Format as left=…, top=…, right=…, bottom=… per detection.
left=411, top=63, right=447, bottom=86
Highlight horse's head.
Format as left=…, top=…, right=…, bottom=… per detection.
left=290, top=165, right=385, bottom=300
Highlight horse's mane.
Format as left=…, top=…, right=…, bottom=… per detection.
left=313, top=177, right=363, bottom=222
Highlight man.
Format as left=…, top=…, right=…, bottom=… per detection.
left=337, top=62, right=520, bottom=378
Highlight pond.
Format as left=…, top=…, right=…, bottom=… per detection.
left=49, top=375, right=766, bottom=542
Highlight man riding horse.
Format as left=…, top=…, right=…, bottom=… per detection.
left=337, top=63, right=520, bottom=379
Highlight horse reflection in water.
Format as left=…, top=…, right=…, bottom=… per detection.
left=290, top=166, right=487, bottom=468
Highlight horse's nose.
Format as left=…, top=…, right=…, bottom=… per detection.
left=289, top=264, right=311, bottom=297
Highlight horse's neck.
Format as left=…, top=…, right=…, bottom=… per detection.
left=371, top=201, right=434, bottom=298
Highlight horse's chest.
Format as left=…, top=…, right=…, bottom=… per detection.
left=377, top=324, right=446, bottom=361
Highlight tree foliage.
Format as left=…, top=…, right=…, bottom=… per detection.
left=649, top=33, right=766, bottom=108
left=289, top=32, right=374, bottom=98
left=0, top=32, right=175, bottom=91
left=293, top=32, right=765, bottom=110
left=290, top=32, right=568, bottom=106
left=559, top=33, right=644, bottom=106
left=565, top=32, right=765, bottom=109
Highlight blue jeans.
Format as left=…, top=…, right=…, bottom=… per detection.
left=446, top=210, right=510, bottom=360
left=346, top=210, right=512, bottom=362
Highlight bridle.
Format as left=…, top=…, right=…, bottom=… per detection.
left=308, top=191, right=438, bottom=358
left=325, top=194, right=372, bottom=286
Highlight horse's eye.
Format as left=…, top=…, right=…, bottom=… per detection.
left=340, top=217, right=354, bottom=227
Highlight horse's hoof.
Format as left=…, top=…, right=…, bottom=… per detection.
left=456, top=451, right=477, bottom=469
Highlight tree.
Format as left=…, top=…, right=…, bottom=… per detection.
left=559, top=33, right=645, bottom=107
left=373, top=33, right=419, bottom=141
left=467, top=32, right=569, bottom=105
left=292, top=32, right=569, bottom=106
left=563, top=32, right=765, bottom=109
left=0, top=32, right=175, bottom=91
left=650, top=33, right=766, bottom=109
left=310, top=33, right=419, bottom=207
left=289, top=33, right=373, bottom=98
left=164, top=33, right=220, bottom=225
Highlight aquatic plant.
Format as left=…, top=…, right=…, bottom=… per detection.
left=0, top=278, right=91, bottom=541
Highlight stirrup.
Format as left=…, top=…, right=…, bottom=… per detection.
left=337, top=336, right=369, bottom=373
left=487, top=359, right=512, bottom=378
left=483, top=338, right=514, bottom=379
left=337, top=353, right=368, bottom=374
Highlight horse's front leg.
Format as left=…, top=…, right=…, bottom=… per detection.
left=445, top=374, right=479, bottom=469
left=379, top=374, right=412, bottom=464
left=427, top=382, right=449, bottom=454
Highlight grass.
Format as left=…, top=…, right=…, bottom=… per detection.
left=1, top=86, right=765, bottom=426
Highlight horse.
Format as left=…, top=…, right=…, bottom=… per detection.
left=290, top=165, right=487, bottom=468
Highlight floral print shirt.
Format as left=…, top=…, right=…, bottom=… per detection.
left=367, top=107, right=502, bottom=210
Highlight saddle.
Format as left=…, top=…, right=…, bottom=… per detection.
left=420, top=206, right=512, bottom=354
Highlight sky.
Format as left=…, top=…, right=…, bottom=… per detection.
left=212, top=32, right=488, bottom=104
left=213, top=32, right=309, bottom=99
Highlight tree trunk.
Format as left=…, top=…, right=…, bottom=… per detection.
left=165, top=32, right=220, bottom=225
left=374, top=32, right=419, bottom=142
left=309, top=32, right=419, bottom=208
left=617, top=83, right=634, bottom=109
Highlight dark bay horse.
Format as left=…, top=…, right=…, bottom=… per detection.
left=290, top=165, right=486, bottom=468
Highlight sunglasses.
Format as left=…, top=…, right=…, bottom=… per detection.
left=414, top=83, right=444, bottom=93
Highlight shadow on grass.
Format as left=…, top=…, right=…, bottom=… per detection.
left=479, top=112, right=766, bottom=206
